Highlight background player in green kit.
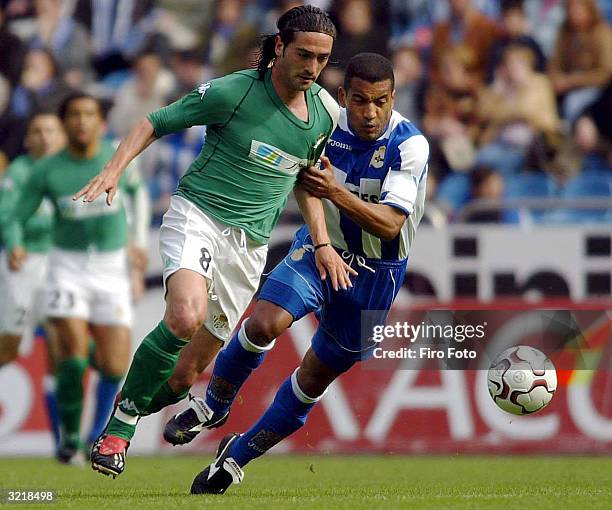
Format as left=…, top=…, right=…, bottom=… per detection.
left=3, top=94, right=150, bottom=464
left=74, top=5, right=354, bottom=478
left=0, top=113, right=65, bottom=367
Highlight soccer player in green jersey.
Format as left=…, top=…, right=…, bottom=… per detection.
left=75, top=5, right=354, bottom=478
left=0, top=112, right=66, bottom=453
left=3, top=94, right=150, bottom=464
left=0, top=113, right=65, bottom=366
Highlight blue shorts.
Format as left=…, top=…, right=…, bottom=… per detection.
left=259, top=226, right=407, bottom=373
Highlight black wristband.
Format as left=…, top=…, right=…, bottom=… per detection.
left=314, top=243, right=331, bottom=251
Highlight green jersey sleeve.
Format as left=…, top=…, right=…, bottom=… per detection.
left=0, top=156, right=29, bottom=228
left=3, top=159, right=46, bottom=250
left=147, top=72, right=255, bottom=137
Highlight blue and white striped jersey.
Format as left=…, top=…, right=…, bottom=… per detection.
left=323, top=108, right=429, bottom=261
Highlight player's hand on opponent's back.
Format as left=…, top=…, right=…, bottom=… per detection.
left=8, top=247, right=27, bottom=271
left=299, top=156, right=341, bottom=199
left=315, top=245, right=357, bottom=291
left=73, top=162, right=122, bottom=205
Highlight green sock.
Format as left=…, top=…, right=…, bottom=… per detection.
left=106, top=321, right=186, bottom=441
left=145, top=382, right=189, bottom=415
left=57, top=357, right=88, bottom=448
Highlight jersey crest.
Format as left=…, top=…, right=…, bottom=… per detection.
left=370, top=145, right=386, bottom=168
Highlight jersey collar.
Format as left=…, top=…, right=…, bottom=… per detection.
left=264, top=69, right=316, bottom=130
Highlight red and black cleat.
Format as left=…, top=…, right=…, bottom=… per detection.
left=91, top=435, right=129, bottom=479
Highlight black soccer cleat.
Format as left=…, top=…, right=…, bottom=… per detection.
left=56, top=440, right=85, bottom=466
left=190, top=433, right=244, bottom=495
left=163, top=396, right=229, bottom=446
left=90, top=434, right=129, bottom=479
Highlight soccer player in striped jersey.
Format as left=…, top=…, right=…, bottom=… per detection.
left=176, top=53, right=430, bottom=494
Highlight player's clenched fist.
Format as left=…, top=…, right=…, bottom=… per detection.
left=299, top=156, right=340, bottom=199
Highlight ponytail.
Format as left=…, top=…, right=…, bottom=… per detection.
left=256, top=34, right=277, bottom=78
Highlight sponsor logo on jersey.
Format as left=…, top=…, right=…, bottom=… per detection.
left=346, top=178, right=381, bottom=203
left=328, top=139, right=352, bottom=151
left=370, top=146, right=386, bottom=168
left=248, top=140, right=306, bottom=176
left=198, top=82, right=212, bottom=100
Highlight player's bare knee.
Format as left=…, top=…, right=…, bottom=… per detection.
left=245, top=313, right=284, bottom=347
left=165, top=303, right=205, bottom=339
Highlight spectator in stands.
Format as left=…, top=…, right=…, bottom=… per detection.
left=466, top=166, right=519, bottom=223
left=155, top=0, right=215, bottom=51
left=29, top=0, right=92, bottom=88
left=167, top=48, right=212, bottom=100
left=391, top=46, right=425, bottom=124
left=423, top=45, right=482, bottom=174
left=258, top=0, right=304, bottom=34
left=571, top=81, right=612, bottom=174
left=108, top=50, right=175, bottom=138
left=487, top=0, right=546, bottom=82
left=205, top=0, right=259, bottom=75
left=0, top=47, right=71, bottom=160
left=320, top=0, right=389, bottom=95
left=548, top=0, right=612, bottom=124
left=476, top=44, right=559, bottom=175
left=431, top=0, right=501, bottom=82
left=71, top=0, right=158, bottom=77
left=389, top=0, right=437, bottom=50
left=0, top=1, right=26, bottom=88
left=523, top=0, right=565, bottom=56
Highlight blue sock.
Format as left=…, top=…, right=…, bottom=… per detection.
left=229, top=371, right=321, bottom=467
left=87, top=372, right=122, bottom=444
left=43, top=375, right=61, bottom=449
left=205, top=320, right=275, bottom=416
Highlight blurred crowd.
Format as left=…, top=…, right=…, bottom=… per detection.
left=0, top=0, right=610, bottom=225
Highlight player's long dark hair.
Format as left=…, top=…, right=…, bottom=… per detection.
left=255, top=5, right=337, bottom=79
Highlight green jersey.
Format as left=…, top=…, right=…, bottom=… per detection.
left=0, top=155, right=54, bottom=253
left=148, top=69, right=339, bottom=244
left=4, top=140, right=142, bottom=252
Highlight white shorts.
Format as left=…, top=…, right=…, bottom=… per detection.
left=160, top=196, right=268, bottom=342
left=0, top=251, right=48, bottom=336
left=46, top=248, right=132, bottom=327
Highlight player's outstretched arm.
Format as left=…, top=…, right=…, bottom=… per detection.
left=294, top=184, right=357, bottom=291
left=73, top=118, right=157, bottom=205
left=299, top=157, right=406, bottom=241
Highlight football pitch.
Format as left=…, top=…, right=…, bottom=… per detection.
left=2, top=455, right=611, bottom=509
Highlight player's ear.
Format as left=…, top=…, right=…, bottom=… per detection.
left=274, top=35, right=284, bottom=58
left=338, top=87, right=347, bottom=108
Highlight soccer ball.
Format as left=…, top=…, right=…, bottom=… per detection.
left=487, top=345, right=557, bottom=415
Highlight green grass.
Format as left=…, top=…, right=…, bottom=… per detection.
left=1, top=455, right=611, bottom=509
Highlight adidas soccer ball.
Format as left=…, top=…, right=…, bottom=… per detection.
left=487, top=345, right=557, bottom=415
